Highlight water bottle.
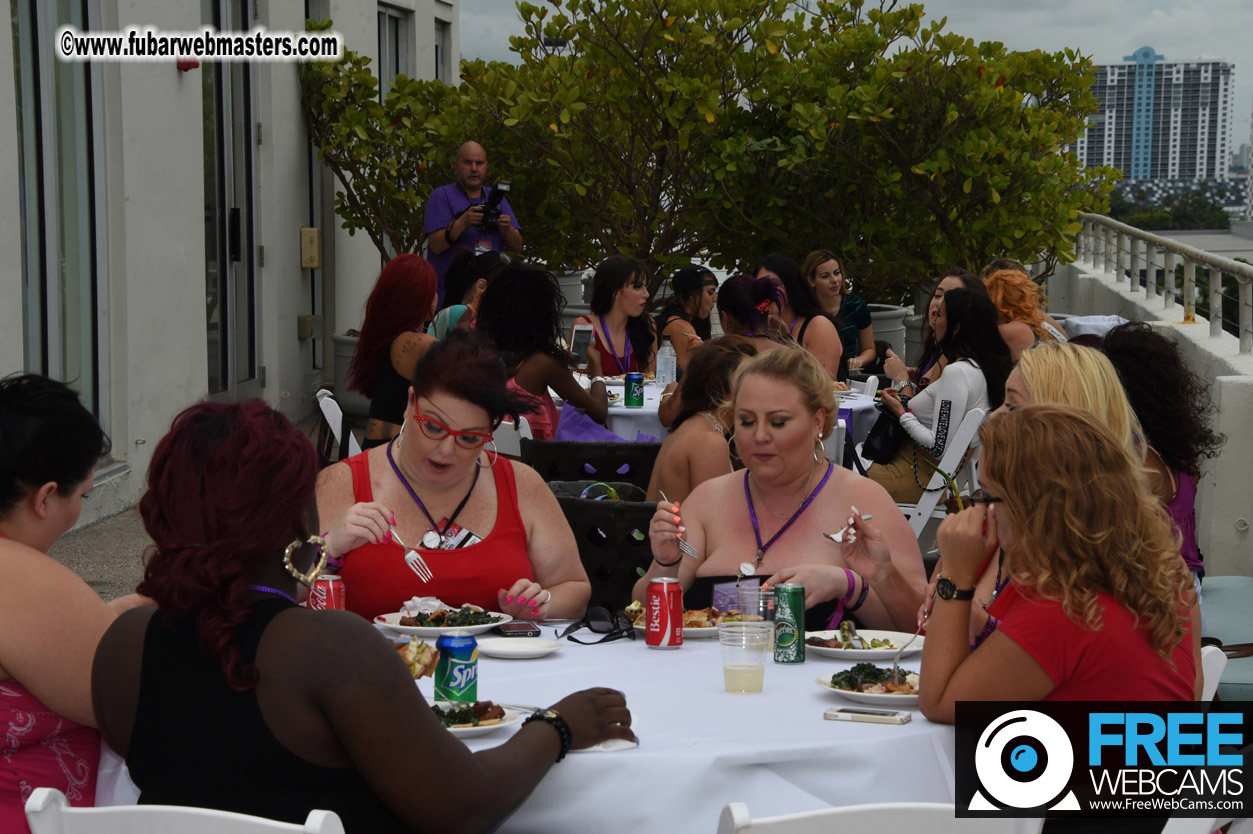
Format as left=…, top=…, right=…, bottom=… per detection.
left=657, top=336, right=677, bottom=385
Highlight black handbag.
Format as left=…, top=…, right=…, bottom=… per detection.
left=861, top=405, right=908, bottom=465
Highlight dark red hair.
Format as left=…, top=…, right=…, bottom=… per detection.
left=411, top=329, right=535, bottom=430
left=138, top=400, right=319, bottom=690
left=348, top=254, right=437, bottom=395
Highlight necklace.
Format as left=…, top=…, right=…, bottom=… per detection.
left=598, top=314, right=631, bottom=374
left=386, top=438, right=480, bottom=550
left=698, top=411, right=724, bottom=436
left=248, top=583, right=297, bottom=605
left=749, top=461, right=817, bottom=519
left=740, top=462, right=833, bottom=577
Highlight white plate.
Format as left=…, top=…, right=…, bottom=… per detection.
left=804, top=629, right=924, bottom=661
left=475, top=638, right=562, bottom=659
left=374, top=611, right=513, bottom=637
left=815, top=676, right=919, bottom=706
left=632, top=624, right=719, bottom=639
left=434, top=705, right=522, bottom=738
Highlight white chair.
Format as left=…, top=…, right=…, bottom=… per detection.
left=897, top=408, right=986, bottom=540
left=315, top=388, right=362, bottom=458
left=26, top=788, right=346, bottom=834
left=493, top=414, right=533, bottom=458
left=822, top=418, right=846, bottom=467
left=1199, top=643, right=1227, bottom=701
left=856, top=375, right=879, bottom=397
left=717, top=800, right=1043, bottom=834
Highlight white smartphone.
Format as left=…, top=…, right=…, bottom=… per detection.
left=824, top=706, right=911, bottom=725
left=570, top=323, right=595, bottom=371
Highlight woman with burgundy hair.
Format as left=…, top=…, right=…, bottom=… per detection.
left=348, top=254, right=439, bottom=448
left=715, top=273, right=789, bottom=356
left=92, top=398, right=633, bottom=831
left=317, top=329, right=592, bottom=622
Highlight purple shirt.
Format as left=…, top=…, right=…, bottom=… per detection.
left=423, top=182, right=519, bottom=295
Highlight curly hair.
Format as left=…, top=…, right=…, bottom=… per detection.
left=138, top=400, right=319, bottom=690
left=0, top=373, right=111, bottom=517
left=348, top=254, right=438, bottom=395
left=984, top=268, right=1054, bottom=341
left=1102, top=323, right=1224, bottom=478
left=589, top=255, right=656, bottom=371
left=440, top=249, right=509, bottom=310
left=733, top=344, right=837, bottom=439
left=717, top=274, right=787, bottom=338
left=979, top=405, right=1193, bottom=659
left=1016, top=341, right=1144, bottom=462
left=475, top=262, right=566, bottom=366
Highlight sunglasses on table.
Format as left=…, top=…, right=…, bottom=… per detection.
left=558, top=607, right=636, bottom=644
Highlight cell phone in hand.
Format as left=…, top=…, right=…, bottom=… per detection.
left=495, top=621, right=542, bottom=637
left=823, top=706, right=911, bottom=725
left=570, top=323, right=595, bottom=371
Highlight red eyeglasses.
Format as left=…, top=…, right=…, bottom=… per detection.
left=412, top=412, right=493, bottom=450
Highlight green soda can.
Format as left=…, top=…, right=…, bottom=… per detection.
left=434, top=632, right=478, bottom=702
left=773, top=583, right=805, bottom=663
left=624, top=373, right=645, bottom=408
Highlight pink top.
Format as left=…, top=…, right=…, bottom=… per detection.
left=1, top=681, right=100, bottom=831
left=507, top=377, right=559, bottom=441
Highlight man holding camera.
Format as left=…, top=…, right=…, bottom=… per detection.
left=425, top=141, right=523, bottom=300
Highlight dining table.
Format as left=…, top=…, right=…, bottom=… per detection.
left=555, top=377, right=668, bottom=442
left=95, top=624, right=956, bottom=831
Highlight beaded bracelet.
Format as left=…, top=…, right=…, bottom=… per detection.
left=970, top=615, right=1000, bottom=650
left=523, top=709, right=573, bottom=762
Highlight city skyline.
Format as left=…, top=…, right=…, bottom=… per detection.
left=460, top=0, right=1253, bottom=162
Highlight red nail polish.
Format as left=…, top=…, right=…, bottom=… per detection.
left=505, top=595, right=514, bottom=604
left=518, top=597, right=528, bottom=606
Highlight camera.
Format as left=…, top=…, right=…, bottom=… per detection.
left=475, top=181, right=511, bottom=233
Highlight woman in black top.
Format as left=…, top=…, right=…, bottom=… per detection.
left=653, top=265, right=718, bottom=372
left=92, top=400, right=634, bottom=832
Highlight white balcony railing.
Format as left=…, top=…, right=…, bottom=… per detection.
left=1076, top=213, right=1253, bottom=354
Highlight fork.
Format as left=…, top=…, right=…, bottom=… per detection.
left=389, top=526, right=433, bottom=582
left=658, top=491, right=700, bottom=560
left=890, top=617, right=925, bottom=686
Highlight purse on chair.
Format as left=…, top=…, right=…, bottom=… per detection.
left=861, top=405, right=908, bottom=465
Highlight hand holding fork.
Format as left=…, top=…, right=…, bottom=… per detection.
left=389, top=526, right=433, bottom=582
left=658, top=491, right=699, bottom=560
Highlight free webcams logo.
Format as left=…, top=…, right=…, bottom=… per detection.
left=970, top=709, right=1080, bottom=812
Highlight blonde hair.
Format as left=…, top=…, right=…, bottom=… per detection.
left=980, top=405, right=1192, bottom=659
left=985, top=269, right=1054, bottom=341
left=1016, top=341, right=1144, bottom=463
left=732, top=344, right=836, bottom=439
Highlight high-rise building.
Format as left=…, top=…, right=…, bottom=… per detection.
left=1069, top=46, right=1233, bottom=182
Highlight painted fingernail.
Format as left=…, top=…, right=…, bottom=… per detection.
left=518, top=597, right=528, bottom=606
left=678, top=526, right=686, bottom=534
left=673, top=515, right=681, bottom=524
left=386, top=530, right=393, bottom=541
left=505, top=595, right=514, bottom=604
left=851, top=505, right=860, bottom=515
left=529, top=608, right=539, bottom=616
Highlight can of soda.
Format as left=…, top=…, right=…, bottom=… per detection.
left=624, top=373, right=645, bottom=408
left=434, top=632, right=478, bottom=702
left=773, top=583, right=805, bottom=663
left=645, top=577, right=683, bottom=649
left=307, top=575, right=346, bottom=610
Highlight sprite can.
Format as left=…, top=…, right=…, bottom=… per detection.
left=624, top=373, right=645, bottom=408
left=773, top=583, right=805, bottom=663
left=434, top=632, right=478, bottom=702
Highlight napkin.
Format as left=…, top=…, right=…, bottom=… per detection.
left=400, top=596, right=452, bottom=616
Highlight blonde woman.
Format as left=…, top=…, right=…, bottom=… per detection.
left=920, top=405, right=1198, bottom=722
left=983, top=268, right=1067, bottom=361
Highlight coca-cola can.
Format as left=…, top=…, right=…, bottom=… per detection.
left=308, top=575, right=346, bottom=610
left=645, top=577, right=683, bottom=649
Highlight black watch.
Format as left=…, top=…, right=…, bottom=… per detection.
left=936, top=576, right=975, bottom=601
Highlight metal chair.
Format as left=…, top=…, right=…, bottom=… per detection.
left=27, top=787, right=345, bottom=834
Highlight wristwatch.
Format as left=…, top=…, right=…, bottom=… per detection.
left=936, top=577, right=975, bottom=601
left=523, top=708, right=573, bottom=762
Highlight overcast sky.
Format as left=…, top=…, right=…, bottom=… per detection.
left=460, top=0, right=1253, bottom=154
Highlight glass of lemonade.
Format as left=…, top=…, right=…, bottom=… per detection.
left=719, top=621, right=772, bottom=694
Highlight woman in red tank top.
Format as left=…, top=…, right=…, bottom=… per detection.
left=317, top=330, right=592, bottom=622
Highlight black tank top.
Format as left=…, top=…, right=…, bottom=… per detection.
left=128, top=598, right=410, bottom=832
left=368, top=353, right=411, bottom=426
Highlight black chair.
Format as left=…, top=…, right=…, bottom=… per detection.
left=521, top=438, right=662, bottom=491
left=548, top=480, right=657, bottom=611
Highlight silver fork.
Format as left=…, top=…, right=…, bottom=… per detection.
left=890, top=618, right=925, bottom=686
left=659, top=491, right=700, bottom=560
left=389, top=527, right=433, bottom=582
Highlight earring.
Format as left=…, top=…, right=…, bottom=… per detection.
left=283, top=534, right=328, bottom=587
left=477, top=440, right=499, bottom=468
left=814, top=438, right=825, bottom=462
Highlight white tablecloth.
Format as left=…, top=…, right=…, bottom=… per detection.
left=97, top=632, right=955, bottom=830
left=556, top=379, right=667, bottom=442
left=837, top=392, right=879, bottom=446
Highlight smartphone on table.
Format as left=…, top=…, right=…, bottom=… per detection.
left=823, top=706, right=911, bottom=725
left=570, top=323, right=595, bottom=371
left=495, top=622, right=542, bottom=638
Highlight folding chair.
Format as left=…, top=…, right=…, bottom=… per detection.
left=896, top=408, right=986, bottom=540
left=493, top=415, right=533, bottom=459
left=315, top=388, right=362, bottom=460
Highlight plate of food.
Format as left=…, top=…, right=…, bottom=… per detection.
left=626, top=602, right=745, bottom=638
left=432, top=701, right=521, bottom=738
left=375, top=606, right=512, bottom=637
left=817, top=662, right=920, bottom=705
left=804, top=625, right=923, bottom=661
left=475, top=638, right=563, bottom=659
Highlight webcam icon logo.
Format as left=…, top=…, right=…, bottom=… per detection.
left=970, top=709, right=1080, bottom=811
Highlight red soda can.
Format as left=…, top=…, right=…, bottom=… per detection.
left=308, top=575, right=346, bottom=610
left=645, top=577, right=683, bottom=649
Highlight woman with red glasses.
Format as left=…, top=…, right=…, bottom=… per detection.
left=317, top=330, right=592, bottom=622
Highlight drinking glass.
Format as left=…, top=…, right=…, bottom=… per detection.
left=718, top=621, right=772, bottom=694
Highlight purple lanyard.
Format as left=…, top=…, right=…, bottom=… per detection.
left=386, top=438, right=479, bottom=543
left=744, top=462, right=833, bottom=559
left=598, top=315, right=631, bottom=374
